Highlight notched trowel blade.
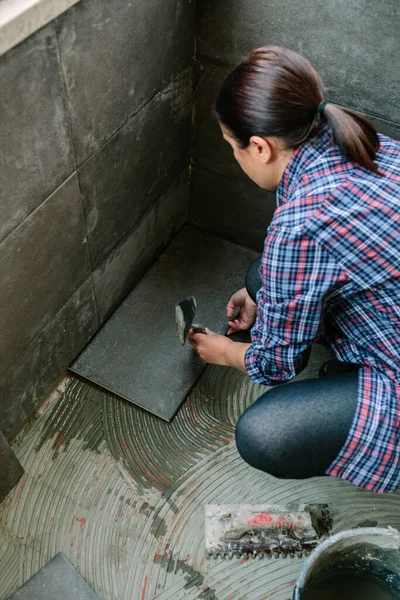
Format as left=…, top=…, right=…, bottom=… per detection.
left=205, top=503, right=332, bottom=558
left=176, top=296, right=197, bottom=345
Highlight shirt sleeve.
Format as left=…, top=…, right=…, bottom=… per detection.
left=245, top=225, right=345, bottom=385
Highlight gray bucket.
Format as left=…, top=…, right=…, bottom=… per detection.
left=293, top=527, right=400, bottom=600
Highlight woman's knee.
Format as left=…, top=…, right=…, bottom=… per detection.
left=235, top=398, right=278, bottom=472
left=245, top=256, right=262, bottom=302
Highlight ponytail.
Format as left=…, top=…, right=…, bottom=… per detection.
left=322, top=103, right=380, bottom=174
left=215, top=46, right=381, bottom=175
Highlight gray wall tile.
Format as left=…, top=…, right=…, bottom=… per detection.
left=79, top=68, right=193, bottom=270
left=56, top=0, right=195, bottom=164
left=368, top=115, right=400, bottom=142
left=0, top=25, right=74, bottom=244
left=93, top=169, right=189, bottom=323
left=197, top=0, right=400, bottom=124
left=0, top=278, right=98, bottom=439
left=193, top=63, right=253, bottom=184
left=192, top=63, right=400, bottom=190
left=0, top=174, right=91, bottom=376
left=190, top=166, right=275, bottom=251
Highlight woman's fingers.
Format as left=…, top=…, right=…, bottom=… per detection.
left=226, top=302, right=237, bottom=319
left=226, top=288, right=247, bottom=317
left=227, top=319, right=242, bottom=335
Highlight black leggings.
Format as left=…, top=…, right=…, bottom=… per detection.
left=236, top=257, right=359, bottom=479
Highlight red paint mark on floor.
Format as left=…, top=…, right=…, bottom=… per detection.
left=96, top=461, right=108, bottom=480
left=240, top=558, right=248, bottom=564
left=154, top=548, right=161, bottom=563
left=51, top=430, right=63, bottom=450
left=141, top=575, right=148, bottom=600
left=70, top=515, right=87, bottom=532
left=37, top=474, right=42, bottom=480
left=240, top=579, right=247, bottom=583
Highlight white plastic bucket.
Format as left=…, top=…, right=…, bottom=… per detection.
left=293, top=527, right=400, bottom=599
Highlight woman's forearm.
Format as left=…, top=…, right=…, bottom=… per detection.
left=224, top=342, right=251, bottom=374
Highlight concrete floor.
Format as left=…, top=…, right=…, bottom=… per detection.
left=1, top=345, right=400, bottom=600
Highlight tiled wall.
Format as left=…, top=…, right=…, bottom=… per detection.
left=3, top=0, right=399, bottom=439
left=0, top=0, right=195, bottom=438
left=191, top=0, right=400, bottom=250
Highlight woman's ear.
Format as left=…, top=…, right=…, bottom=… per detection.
left=249, top=136, right=273, bottom=164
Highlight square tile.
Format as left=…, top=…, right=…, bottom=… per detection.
left=71, top=226, right=258, bottom=421
left=197, top=0, right=400, bottom=123
left=78, top=68, right=193, bottom=269
left=56, top=0, right=195, bottom=163
left=190, top=167, right=275, bottom=251
left=0, top=278, right=98, bottom=439
left=192, top=63, right=251, bottom=183
left=0, top=429, right=23, bottom=503
left=8, top=553, right=100, bottom=599
left=0, top=174, right=90, bottom=377
left=93, top=169, right=189, bottom=323
left=0, top=25, right=74, bottom=243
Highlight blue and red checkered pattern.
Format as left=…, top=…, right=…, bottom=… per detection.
left=245, top=124, right=400, bottom=492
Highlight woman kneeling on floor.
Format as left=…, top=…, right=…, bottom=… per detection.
left=188, top=46, right=400, bottom=494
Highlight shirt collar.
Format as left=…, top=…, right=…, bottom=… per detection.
left=276, top=124, right=332, bottom=206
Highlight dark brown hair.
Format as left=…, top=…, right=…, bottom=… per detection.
left=215, top=46, right=380, bottom=173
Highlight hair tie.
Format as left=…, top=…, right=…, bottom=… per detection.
left=317, top=100, right=330, bottom=117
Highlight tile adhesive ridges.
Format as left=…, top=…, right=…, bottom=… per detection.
left=1, top=350, right=400, bottom=599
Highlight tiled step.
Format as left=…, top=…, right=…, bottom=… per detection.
left=71, top=225, right=258, bottom=420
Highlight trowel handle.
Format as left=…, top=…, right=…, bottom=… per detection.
left=191, top=323, right=207, bottom=335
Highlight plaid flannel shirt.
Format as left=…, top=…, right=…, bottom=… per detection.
left=245, top=124, right=400, bottom=492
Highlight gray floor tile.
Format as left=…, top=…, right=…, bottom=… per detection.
left=0, top=430, right=23, bottom=503
left=0, top=25, right=74, bottom=243
left=71, top=226, right=258, bottom=420
left=8, top=553, right=100, bottom=599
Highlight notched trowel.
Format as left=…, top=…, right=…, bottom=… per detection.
left=205, top=503, right=332, bottom=558
left=176, top=296, right=207, bottom=345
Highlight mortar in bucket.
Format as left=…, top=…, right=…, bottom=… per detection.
left=293, top=527, right=400, bottom=600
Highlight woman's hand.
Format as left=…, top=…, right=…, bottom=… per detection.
left=226, top=288, right=257, bottom=335
left=188, top=328, right=232, bottom=366
left=188, top=328, right=251, bottom=373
